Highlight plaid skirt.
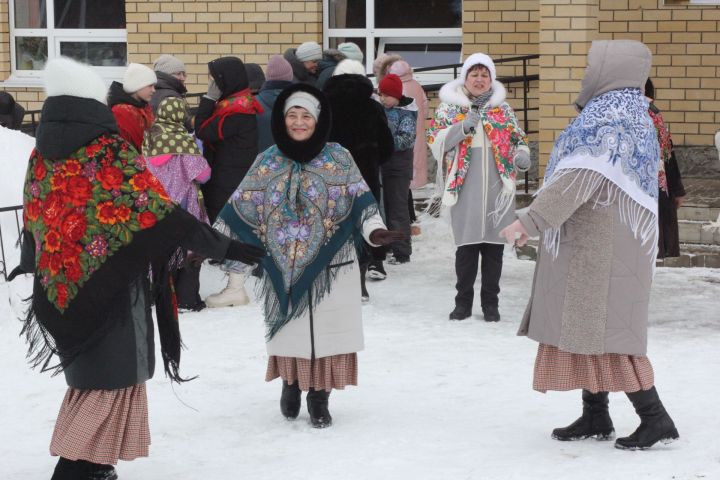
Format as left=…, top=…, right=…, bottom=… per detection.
left=50, top=383, right=150, bottom=465
left=533, top=344, right=655, bottom=393
left=266, top=354, right=358, bottom=392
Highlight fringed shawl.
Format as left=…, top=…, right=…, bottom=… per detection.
left=648, top=103, right=672, bottom=194
left=214, top=143, right=378, bottom=340
left=541, top=88, right=659, bottom=258
left=427, top=101, right=528, bottom=224
left=22, top=134, right=193, bottom=381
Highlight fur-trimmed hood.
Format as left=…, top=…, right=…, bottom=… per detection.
left=373, top=54, right=402, bottom=82
left=439, top=78, right=507, bottom=108
left=271, top=83, right=331, bottom=163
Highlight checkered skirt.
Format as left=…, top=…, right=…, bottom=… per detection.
left=266, top=354, right=358, bottom=392
left=533, top=344, right=655, bottom=393
left=50, top=383, right=150, bottom=465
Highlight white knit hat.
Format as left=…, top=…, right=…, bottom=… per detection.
left=461, top=53, right=496, bottom=82
left=337, top=42, right=364, bottom=62
left=122, top=63, right=157, bottom=93
left=153, top=54, right=186, bottom=75
left=284, top=91, right=321, bottom=121
left=44, top=57, right=108, bottom=104
left=295, top=42, right=323, bottom=62
left=332, top=59, right=366, bottom=76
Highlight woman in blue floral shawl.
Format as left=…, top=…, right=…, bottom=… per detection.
left=501, top=40, right=679, bottom=451
left=214, top=83, right=403, bottom=428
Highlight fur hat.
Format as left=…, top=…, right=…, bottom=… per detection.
left=461, top=53, right=496, bottom=82
left=153, top=54, right=186, bottom=75
left=122, top=63, right=157, bottom=94
left=44, top=57, right=108, bottom=104
left=265, top=55, right=294, bottom=82
left=296, top=42, right=323, bottom=62
left=333, top=59, right=366, bottom=76
left=337, top=42, right=363, bottom=62
left=388, top=60, right=413, bottom=81
left=284, top=91, right=321, bottom=121
left=379, top=74, right=403, bottom=100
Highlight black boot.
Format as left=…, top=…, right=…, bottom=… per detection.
left=481, top=305, right=500, bottom=322
left=52, top=458, right=118, bottom=480
left=552, top=390, right=615, bottom=441
left=449, top=305, right=472, bottom=321
left=615, top=387, right=679, bottom=450
left=306, top=388, right=332, bottom=428
left=51, top=458, right=79, bottom=480
left=280, top=380, right=301, bottom=419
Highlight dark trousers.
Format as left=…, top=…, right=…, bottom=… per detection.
left=173, top=259, right=203, bottom=308
left=382, top=175, right=412, bottom=259
left=454, top=243, right=504, bottom=310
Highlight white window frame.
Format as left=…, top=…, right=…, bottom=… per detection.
left=5, top=0, right=127, bottom=87
left=323, top=0, right=462, bottom=85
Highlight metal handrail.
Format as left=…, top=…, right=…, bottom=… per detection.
left=0, top=205, right=23, bottom=281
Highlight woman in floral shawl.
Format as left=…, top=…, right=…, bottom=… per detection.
left=427, top=53, right=531, bottom=322
left=214, top=83, right=403, bottom=428
left=11, top=58, right=264, bottom=480
left=501, top=40, right=679, bottom=451
left=144, top=96, right=212, bottom=311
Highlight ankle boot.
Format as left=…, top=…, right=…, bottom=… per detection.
left=615, top=386, right=679, bottom=450
left=306, top=388, right=332, bottom=428
left=552, top=390, right=615, bottom=441
left=280, top=380, right=301, bottom=419
left=52, top=458, right=118, bottom=480
left=205, top=272, right=249, bottom=307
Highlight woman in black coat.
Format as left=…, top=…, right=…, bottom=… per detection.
left=323, top=70, right=395, bottom=298
left=194, top=56, right=263, bottom=224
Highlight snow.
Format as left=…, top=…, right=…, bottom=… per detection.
left=1, top=126, right=719, bottom=479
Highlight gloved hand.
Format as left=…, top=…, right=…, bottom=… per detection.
left=514, top=150, right=531, bottom=172
left=369, top=229, right=407, bottom=246
left=472, top=89, right=493, bottom=110
left=499, top=219, right=529, bottom=246
left=205, top=79, right=222, bottom=101
left=225, top=240, right=266, bottom=265
left=462, top=108, right=482, bottom=135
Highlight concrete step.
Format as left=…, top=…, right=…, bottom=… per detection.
left=677, top=204, right=720, bottom=222
left=678, top=220, right=720, bottom=245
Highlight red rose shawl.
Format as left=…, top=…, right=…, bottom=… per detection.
left=22, top=133, right=194, bottom=381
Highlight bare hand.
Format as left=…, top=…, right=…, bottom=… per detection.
left=499, top=219, right=528, bottom=246
left=369, top=229, right=407, bottom=246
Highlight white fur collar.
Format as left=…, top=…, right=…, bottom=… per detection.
left=439, top=79, right=506, bottom=108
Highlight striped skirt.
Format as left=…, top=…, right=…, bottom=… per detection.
left=50, top=383, right=150, bottom=465
left=533, top=344, right=655, bottom=393
left=266, top=354, right=358, bottom=392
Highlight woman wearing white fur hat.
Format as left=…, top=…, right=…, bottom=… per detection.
left=427, top=53, right=531, bottom=322
left=107, top=62, right=157, bottom=153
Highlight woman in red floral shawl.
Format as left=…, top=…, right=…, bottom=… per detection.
left=11, top=58, right=265, bottom=480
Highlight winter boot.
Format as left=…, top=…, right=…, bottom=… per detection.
left=481, top=305, right=501, bottom=322
left=449, top=305, right=472, bottom=321
left=367, top=260, right=387, bottom=281
left=552, top=390, right=615, bottom=441
left=615, top=387, right=679, bottom=450
left=307, top=388, right=332, bottom=428
left=280, top=380, right=302, bottom=419
left=205, top=272, right=249, bottom=308
left=52, top=458, right=118, bottom=480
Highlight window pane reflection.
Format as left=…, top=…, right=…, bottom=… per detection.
left=16, top=36, right=48, bottom=70
left=60, top=41, right=127, bottom=66
left=375, top=0, right=461, bottom=28
left=54, top=0, right=126, bottom=28
left=384, top=43, right=461, bottom=69
left=328, top=0, right=365, bottom=28
left=14, top=0, right=47, bottom=28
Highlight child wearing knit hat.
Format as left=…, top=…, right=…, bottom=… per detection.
left=377, top=73, right=418, bottom=265
left=107, top=63, right=157, bottom=152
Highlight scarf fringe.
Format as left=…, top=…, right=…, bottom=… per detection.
left=540, top=168, right=658, bottom=262
left=19, top=297, right=64, bottom=375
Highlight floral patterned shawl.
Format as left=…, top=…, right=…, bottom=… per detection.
left=427, top=101, right=528, bottom=221
left=214, top=143, right=378, bottom=340
left=648, top=103, right=672, bottom=193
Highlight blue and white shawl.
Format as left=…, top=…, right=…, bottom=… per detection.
left=541, top=88, right=659, bottom=257
left=214, top=143, right=377, bottom=340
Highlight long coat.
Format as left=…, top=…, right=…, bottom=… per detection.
left=194, top=57, right=259, bottom=223
left=517, top=170, right=654, bottom=356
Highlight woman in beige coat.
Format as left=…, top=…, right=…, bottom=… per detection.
left=501, top=40, right=679, bottom=450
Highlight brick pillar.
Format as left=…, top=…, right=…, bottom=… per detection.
left=538, top=0, right=599, bottom=176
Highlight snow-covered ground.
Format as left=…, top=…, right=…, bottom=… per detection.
left=1, top=125, right=719, bottom=479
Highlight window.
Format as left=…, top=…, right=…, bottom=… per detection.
left=324, top=0, right=463, bottom=84
left=8, top=0, right=127, bottom=83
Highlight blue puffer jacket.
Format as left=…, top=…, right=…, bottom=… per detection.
left=384, top=97, right=418, bottom=151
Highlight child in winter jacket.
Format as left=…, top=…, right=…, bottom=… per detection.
left=108, top=63, right=157, bottom=153
left=377, top=73, right=417, bottom=265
